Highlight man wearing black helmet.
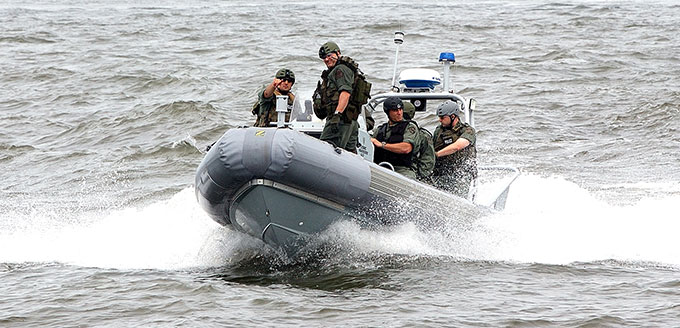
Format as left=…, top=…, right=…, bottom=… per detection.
left=252, top=68, right=296, bottom=127
left=314, top=41, right=370, bottom=152
left=371, top=97, right=419, bottom=179
left=432, top=100, right=477, bottom=198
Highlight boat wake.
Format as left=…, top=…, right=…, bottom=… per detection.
left=471, top=174, right=680, bottom=267
left=1, top=176, right=679, bottom=270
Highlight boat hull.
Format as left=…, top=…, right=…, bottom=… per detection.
left=229, top=179, right=350, bottom=255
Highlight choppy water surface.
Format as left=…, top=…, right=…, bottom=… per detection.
left=2, top=0, right=680, bottom=326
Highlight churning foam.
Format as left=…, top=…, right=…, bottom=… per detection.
left=318, top=174, right=680, bottom=267
left=0, top=188, right=259, bottom=270
left=2, top=176, right=678, bottom=269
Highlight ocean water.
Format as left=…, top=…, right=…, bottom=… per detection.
left=2, top=0, right=680, bottom=326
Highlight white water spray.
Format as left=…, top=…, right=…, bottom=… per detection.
left=2, top=177, right=679, bottom=269
left=0, top=188, right=265, bottom=270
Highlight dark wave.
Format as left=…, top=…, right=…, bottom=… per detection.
left=120, top=137, right=202, bottom=162
left=118, top=73, right=205, bottom=94
left=0, top=144, right=36, bottom=163
left=0, top=35, right=57, bottom=44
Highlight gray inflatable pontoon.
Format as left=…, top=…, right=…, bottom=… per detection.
left=195, top=127, right=480, bottom=255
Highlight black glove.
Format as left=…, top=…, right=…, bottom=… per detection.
left=327, top=112, right=341, bottom=125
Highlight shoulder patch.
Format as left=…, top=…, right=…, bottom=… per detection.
left=408, top=125, right=417, bottom=135
left=335, top=69, right=343, bottom=79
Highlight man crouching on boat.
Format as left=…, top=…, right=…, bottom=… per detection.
left=371, top=97, right=419, bottom=179
left=432, top=100, right=478, bottom=198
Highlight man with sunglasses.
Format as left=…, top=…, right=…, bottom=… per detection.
left=252, top=68, right=296, bottom=127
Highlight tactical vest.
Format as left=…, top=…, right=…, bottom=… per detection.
left=433, top=122, right=478, bottom=179
left=410, top=121, right=435, bottom=179
left=252, top=89, right=295, bottom=127
left=313, top=56, right=372, bottom=122
left=373, top=121, right=413, bottom=168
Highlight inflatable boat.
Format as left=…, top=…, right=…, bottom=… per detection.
left=195, top=33, right=519, bottom=256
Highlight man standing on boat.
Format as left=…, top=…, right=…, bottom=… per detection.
left=432, top=100, right=478, bottom=198
left=314, top=41, right=371, bottom=152
left=371, top=97, right=419, bottom=179
left=251, top=68, right=296, bottom=127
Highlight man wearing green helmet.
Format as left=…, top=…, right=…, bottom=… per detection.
left=402, top=101, right=436, bottom=181
left=432, top=100, right=477, bottom=198
left=313, top=41, right=371, bottom=152
left=251, top=68, right=296, bottom=127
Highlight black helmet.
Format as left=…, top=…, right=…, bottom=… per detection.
left=403, top=101, right=416, bottom=120
left=319, top=41, right=340, bottom=59
left=436, top=100, right=463, bottom=117
left=383, top=96, right=404, bottom=113
left=275, top=68, right=295, bottom=83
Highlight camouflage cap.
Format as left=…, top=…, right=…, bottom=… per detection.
left=403, top=101, right=416, bottom=120
left=275, top=68, right=295, bottom=83
left=319, top=41, right=340, bottom=59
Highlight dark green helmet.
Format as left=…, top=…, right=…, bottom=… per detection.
left=275, top=68, right=295, bottom=83
left=383, top=96, right=403, bottom=113
left=403, top=101, right=416, bottom=120
left=318, top=41, right=340, bottom=59
left=436, top=100, right=463, bottom=117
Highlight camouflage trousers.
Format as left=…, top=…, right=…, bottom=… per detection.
left=320, top=116, right=358, bottom=153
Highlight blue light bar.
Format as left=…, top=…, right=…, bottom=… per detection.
left=439, top=52, right=456, bottom=62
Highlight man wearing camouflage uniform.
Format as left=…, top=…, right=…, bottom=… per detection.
left=432, top=100, right=477, bottom=198
left=402, top=101, right=435, bottom=181
left=371, top=97, right=419, bottom=179
left=252, top=68, right=296, bottom=127
left=314, top=41, right=361, bottom=152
